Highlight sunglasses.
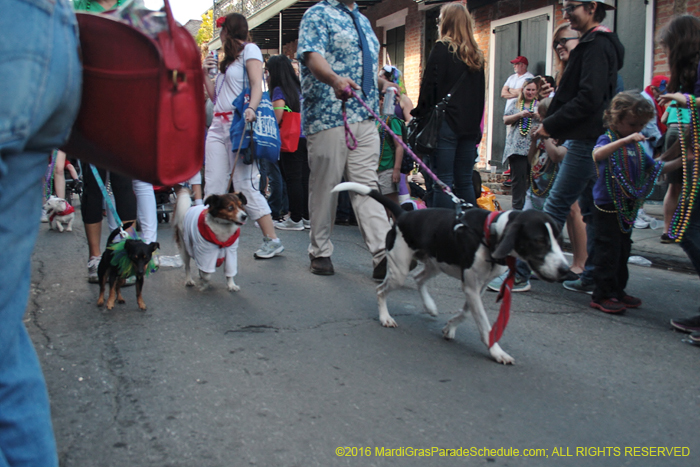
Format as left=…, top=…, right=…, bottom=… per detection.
left=562, top=3, right=585, bottom=15
left=553, top=37, right=579, bottom=48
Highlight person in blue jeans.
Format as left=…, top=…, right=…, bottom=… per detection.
left=0, top=1, right=82, bottom=465
left=412, top=3, right=485, bottom=209
left=535, top=0, right=623, bottom=294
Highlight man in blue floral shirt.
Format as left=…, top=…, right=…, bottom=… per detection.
left=297, top=0, right=393, bottom=279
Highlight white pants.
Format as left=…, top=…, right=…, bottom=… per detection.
left=204, top=117, right=271, bottom=221
left=106, top=179, right=157, bottom=244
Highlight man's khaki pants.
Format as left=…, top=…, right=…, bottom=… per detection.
left=307, top=120, right=391, bottom=267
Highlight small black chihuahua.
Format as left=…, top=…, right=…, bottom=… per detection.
left=97, top=222, right=159, bottom=311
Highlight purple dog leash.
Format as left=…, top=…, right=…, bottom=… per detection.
left=341, top=87, right=462, bottom=206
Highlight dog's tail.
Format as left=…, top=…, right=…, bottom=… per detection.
left=173, top=188, right=192, bottom=245
left=331, top=182, right=404, bottom=220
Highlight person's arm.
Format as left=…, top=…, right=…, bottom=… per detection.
left=303, top=51, right=359, bottom=99
left=503, top=106, right=533, bottom=126
left=544, top=138, right=567, bottom=163
left=202, top=55, right=217, bottom=100
left=414, top=43, right=445, bottom=116
left=400, top=94, right=414, bottom=124
left=661, top=108, right=669, bottom=125
left=393, top=144, right=403, bottom=184
left=593, top=133, right=645, bottom=162
left=245, top=58, right=263, bottom=122
left=501, top=84, right=521, bottom=100
left=272, top=99, right=285, bottom=124
left=658, top=93, right=688, bottom=108
left=661, top=156, right=683, bottom=174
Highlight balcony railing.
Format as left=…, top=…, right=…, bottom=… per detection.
left=213, top=0, right=277, bottom=24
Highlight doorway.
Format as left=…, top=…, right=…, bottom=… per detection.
left=486, top=7, right=553, bottom=170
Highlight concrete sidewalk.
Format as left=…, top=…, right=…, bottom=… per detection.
left=494, top=194, right=694, bottom=273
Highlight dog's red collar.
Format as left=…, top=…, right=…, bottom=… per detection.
left=483, top=210, right=501, bottom=247
left=198, top=209, right=240, bottom=248
left=49, top=203, right=74, bottom=222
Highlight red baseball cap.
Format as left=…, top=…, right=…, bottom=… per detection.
left=510, top=56, right=529, bottom=66
left=651, top=75, right=669, bottom=89
left=216, top=16, right=226, bottom=28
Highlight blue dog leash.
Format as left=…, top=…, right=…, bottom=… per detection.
left=89, top=164, right=128, bottom=240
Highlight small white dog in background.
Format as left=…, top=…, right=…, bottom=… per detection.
left=43, top=196, right=75, bottom=232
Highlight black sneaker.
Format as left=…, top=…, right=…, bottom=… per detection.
left=670, top=315, right=700, bottom=333
left=372, top=257, right=387, bottom=282
left=689, top=332, right=700, bottom=344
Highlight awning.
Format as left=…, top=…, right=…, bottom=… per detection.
left=210, top=0, right=384, bottom=52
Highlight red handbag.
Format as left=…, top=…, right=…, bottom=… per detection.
left=278, top=106, right=301, bottom=153
left=62, top=0, right=205, bottom=186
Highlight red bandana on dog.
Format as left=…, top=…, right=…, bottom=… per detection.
left=49, top=203, right=74, bottom=223
left=198, top=209, right=240, bottom=267
left=483, top=211, right=516, bottom=348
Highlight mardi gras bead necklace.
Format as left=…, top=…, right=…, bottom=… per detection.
left=594, top=129, right=663, bottom=233
left=668, top=94, right=700, bottom=242
left=530, top=159, right=558, bottom=198
left=518, top=99, right=538, bottom=136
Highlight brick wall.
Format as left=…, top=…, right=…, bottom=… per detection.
left=653, top=0, right=700, bottom=77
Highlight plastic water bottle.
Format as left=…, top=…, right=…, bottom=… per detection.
left=208, top=51, right=218, bottom=79
left=382, top=87, right=396, bottom=116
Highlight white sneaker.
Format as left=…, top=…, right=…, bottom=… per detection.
left=302, top=218, right=311, bottom=229
left=274, top=217, right=304, bottom=231
left=40, top=208, right=48, bottom=223
left=87, top=256, right=101, bottom=283
left=254, top=237, right=284, bottom=259
left=633, top=216, right=649, bottom=229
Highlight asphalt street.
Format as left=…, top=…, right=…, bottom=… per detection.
left=28, top=199, right=700, bottom=467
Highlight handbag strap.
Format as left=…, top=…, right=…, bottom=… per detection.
left=439, top=71, right=468, bottom=106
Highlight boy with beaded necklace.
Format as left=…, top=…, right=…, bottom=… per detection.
left=589, top=92, right=682, bottom=313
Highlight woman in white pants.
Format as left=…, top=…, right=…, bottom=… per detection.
left=202, top=13, right=283, bottom=259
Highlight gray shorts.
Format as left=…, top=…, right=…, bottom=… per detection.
left=377, top=169, right=398, bottom=195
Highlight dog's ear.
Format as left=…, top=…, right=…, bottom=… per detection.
left=203, top=195, right=218, bottom=208
left=149, top=242, right=160, bottom=254
left=235, top=192, right=247, bottom=206
left=492, top=222, right=520, bottom=260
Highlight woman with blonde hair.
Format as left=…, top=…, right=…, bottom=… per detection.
left=411, top=2, right=485, bottom=208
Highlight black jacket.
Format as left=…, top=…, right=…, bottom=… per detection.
left=543, top=26, right=624, bottom=141
left=412, top=42, right=485, bottom=139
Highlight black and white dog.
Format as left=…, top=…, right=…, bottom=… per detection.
left=332, top=182, right=570, bottom=364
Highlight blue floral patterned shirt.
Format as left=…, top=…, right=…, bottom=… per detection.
left=297, top=0, right=379, bottom=136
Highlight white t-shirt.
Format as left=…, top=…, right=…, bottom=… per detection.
left=503, top=72, right=534, bottom=110
left=182, top=205, right=239, bottom=277
left=213, top=42, right=264, bottom=114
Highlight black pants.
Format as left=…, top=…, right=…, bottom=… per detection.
left=509, top=154, right=529, bottom=210
left=81, top=165, right=136, bottom=224
left=279, top=138, right=309, bottom=222
left=591, top=205, right=632, bottom=301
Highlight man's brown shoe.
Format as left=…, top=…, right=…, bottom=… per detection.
left=310, top=255, right=334, bottom=275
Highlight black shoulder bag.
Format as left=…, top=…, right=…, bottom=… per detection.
left=408, top=71, right=467, bottom=154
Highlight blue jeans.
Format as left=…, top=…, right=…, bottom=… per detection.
left=543, top=140, right=597, bottom=283
left=428, top=120, right=478, bottom=208
left=0, top=1, right=81, bottom=465
left=259, top=159, right=287, bottom=220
